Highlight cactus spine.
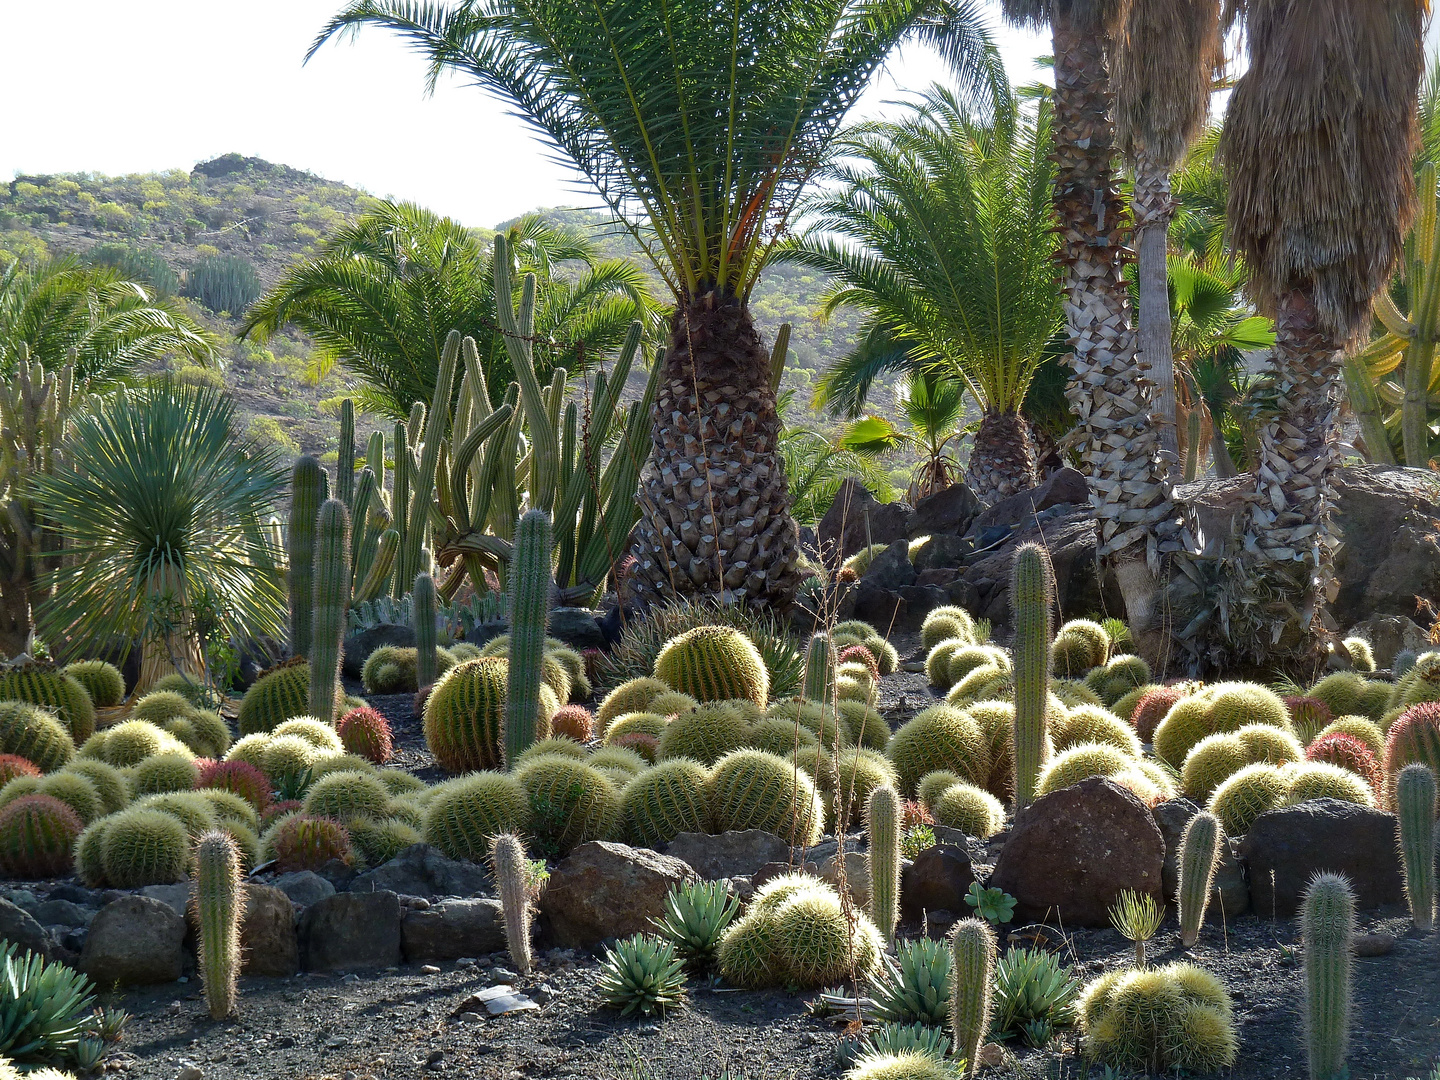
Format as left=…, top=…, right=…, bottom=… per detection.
left=504, top=509, right=553, bottom=768
left=950, top=917, right=997, bottom=1077
left=1301, top=872, right=1354, bottom=1080
left=287, top=455, right=325, bottom=658
left=1177, top=811, right=1222, bottom=947
left=865, top=784, right=900, bottom=945
left=1010, top=542, right=1053, bottom=811
left=490, top=832, right=533, bottom=975
left=1395, top=763, right=1436, bottom=932
left=414, top=571, right=439, bottom=689
left=802, top=632, right=835, bottom=703
left=193, top=829, right=243, bottom=1019
left=309, top=499, right=351, bottom=725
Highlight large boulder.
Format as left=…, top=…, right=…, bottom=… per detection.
left=1238, top=799, right=1405, bottom=917
left=401, top=898, right=507, bottom=961
left=662, top=831, right=791, bottom=880
left=80, top=896, right=186, bottom=985
left=967, top=468, right=1088, bottom=535
left=350, top=844, right=493, bottom=899
left=861, top=541, right=917, bottom=591
left=989, top=778, right=1166, bottom=927
left=912, top=535, right=974, bottom=571
left=240, top=884, right=299, bottom=977
left=538, top=841, right=696, bottom=948
left=271, top=871, right=335, bottom=908
left=0, top=897, right=52, bottom=959
left=1151, top=799, right=1248, bottom=917
left=900, top=845, right=977, bottom=924
left=908, top=483, right=981, bottom=538
left=342, top=623, right=416, bottom=681
left=548, top=608, right=605, bottom=650
left=1344, top=614, right=1430, bottom=669
left=299, top=891, right=402, bottom=971
left=961, top=505, right=1110, bottom=626
left=818, top=480, right=913, bottom=565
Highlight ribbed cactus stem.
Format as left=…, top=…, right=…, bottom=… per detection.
left=193, top=829, right=243, bottom=1019
left=489, top=832, right=533, bottom=975
left=1396, top=763, right=1436, bottom=932
left=802, top=632, right=835, bottom=703
left=865, top=785, right=900, bottom=945
left=950, top=916, right=997, bottom=1077
left=504, top=509, right=553, bottom=768
left=309, top=499, right=351, bottom=725
left=366, top=430, right=385, bottom=492
left=1177, top=810, right=1222, bottom=947
left=337, top=398, right=355, bottom=512
left=392, top=421, right=409, bottom=600
left=287, top=455, right=325, bottom=659
left=1301, top=872, right=1355, bottom=1080
left=414, top=571, right=439, bottom=689
left=1010, top=542, right=1053, bottom=811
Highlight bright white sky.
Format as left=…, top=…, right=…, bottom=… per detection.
left=0, top=0, right=1048, bottom=227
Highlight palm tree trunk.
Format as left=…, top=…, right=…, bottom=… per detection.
left=1051, top=14, right=1182, bottom=648
left=968, top=409, right=1037, bottom=503
left=1243, top=286, right=1343, bottom=653
left=629, top=294, right=802, bottom=610
left=1132, top=149, right=1180, bottom=476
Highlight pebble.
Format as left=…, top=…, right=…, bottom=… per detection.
left=425, top=1051, right=445, bottom=1066
left=177, top=976, right=189, bottom=984
left=456, top=1011, right=482, bottom=1024
left=341, top=973, right=360, bottom=984
left=491, top=967, right=517, bottom=981
left=531, top=984, right=556, bottom=1004
left=420, top=965, right=441, bottom=975
left=1354, top=932, right=1396, bottom=957
left=176, top=1068, right=203, bottom=1080
left=455, top=958, right=477, bottom=968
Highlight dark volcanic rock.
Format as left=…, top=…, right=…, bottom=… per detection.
left=900, top=845, right=977, bottom=924
left=662, top=831, right=791, bottom=880
left=967, top=468, right=1088, bottom=535
left=299, top=891, right=403, bottom=971
left=539, top=841, right=696, bottom=948
left=80, top=896, right=185, bottom=985
left=908, top=483, right=981, bottom=538
left=401, top=898, right=507, bottom=961
left=350, top=844, right=493, bottom=899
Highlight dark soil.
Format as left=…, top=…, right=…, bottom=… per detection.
left=75, top=636, right=1440, bottom=1078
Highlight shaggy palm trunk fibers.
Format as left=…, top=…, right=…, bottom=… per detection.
left=968, top=410, right=1037, bottom=502
left=1132, top=149, right=1180, bottom=474
left=629, top=295, right=802, bottom=611
left=1050, top=15, right=1184, bottom=654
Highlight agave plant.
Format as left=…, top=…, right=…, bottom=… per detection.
left=0, top=943, right=104, bottom=1069
left=596, top=933, right=688, bottom=1018
left=651, top=881, right=740, bottom=972
left=869, top=938, right=953, bottom=1027
left=990, top=947, right=1080, bottom=1042
left=838, top=1022, right=952, bottom=1069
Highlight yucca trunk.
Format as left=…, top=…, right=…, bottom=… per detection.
left=629, top=294, right=802, bottom=611
left=138, top=566, right=205, bottom=694
left=1243, top=287, right=1344, bottom=641
left=968, top=410, right=1038, bottom=503
left=1051, top=14, right=1180, bottom=643
left=1132, top=149, right=1180, bottom=473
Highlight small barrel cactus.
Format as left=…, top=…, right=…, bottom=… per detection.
left=653, top=625, right=769, bottom=708
left=706, top=749, right=823, bottom=847
left=100, top=806, right=190, bottom=887
left=931, top=782, right=1006, bottom=840
left=335, top=706, right=394, bottom=764
left=267, top=814, right=354, bottom=873
left=1207, top=762, right=1287, bottom=836
left=0, top=793, right=82, bottom=878
left=1385, top=702, right=1440, bottom=786
left=1177, top=811, right=1222, bottom=947
left=192, top=830, right=243, bottom=1019
left=1302, top=872, right=1354, bottom=1080
left=489, top=832, right=533, bottom=975
left=421, top=771, right=528, bottom=862
left=886, top=705, right=989, bottom=795
left=131, top=752, right=201, bottom=798
left=0, top=664, right=97, bottom=744
left=237, top=659, right=314, bottom=737
left=63, top=659, right=126, bottom=708
left=619, top=758, right=711, bottom=847
left=0, top=701, right=75, bottom=773
left=423, top=657, right=508, bottom=773
left=0, top=752, right=40, bottom=786
left=515, top=756, right=620, bottom=855
left=597, top=677, right=672, bottom=731
left=949, top=917, right=997, bottom=1076
left=771, top=883, right=883, bottom=988
left=550, top=704, right=595, bottom=743
left=196, top=759, right=272, bottom=812
left=302, top=769, right=390, bottom=821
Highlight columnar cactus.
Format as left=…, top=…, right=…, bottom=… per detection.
left=193, top=830, right=243, bottom=1019
left=950, top=916, right=997, bottom=1077
left=391, top=421, right=409, bottom=600
left=866, top=785, right=900, bottom=945
left=337, top=398, right=355, bottom=511
left=1177, top=811, right=1222, bottom=947
left=802, top=632, right=835, bottom=703
left=489, top=832, right=533, bottom=975
left=413, top=570, right=439, bottom=689
left=288, top=455, right=325, bottom=658
left=505, top=509, right=553, bottom=768
left=309, top=499, right=351, bottom=725
left=1395, top=763, right=1436, bottom=932
left=1010, top=543, right=1053, bottom=811
left=1301, top=872, right=1355, bottom=1080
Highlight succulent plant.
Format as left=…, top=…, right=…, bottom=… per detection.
left=0, top=753, right=40, bottom=786
left=619, top=758, right=711, bottom=846
left=237, top=659, right=318, bottom=737
left=1283, top=761, right=1376, bottom=808
left=597, top=677, right=672, bottom=730
left=192, top=830, right=242, bottom=1019
left=130, top=752, right=201, bottom=798
left=0, top=702, right=74, bottom=773
left=1395, top=763, right=1436, bottom=932
left=1052, top=705, right=1142, bottom=757
left=418, top=771, right=524, bottom=863
left=651, top=880, right=740, bottom=972
left=504, top=508, right=554, bottom=767
left=0, top=941, right=106, bottom=1069
left=550, top=705, right=595, bottom=743
left=653, top=625, right=770, bottom=708
left=63, top=660, right=125, bottom=709
left=771, top=884, right=884, bottom=988
left=74, top=817, right=110, bottom=887
left=870, top=937, right=952, bottom=1026
left=59, top=758, right=128, bottom=815
left=1315, top=716, right=1386, bottom=758
left=1129, top=684, right=1189, bottom=743
left=1207, top=762, right=1287, bottom=836
left=302, top=769, right=390, bottom=821
left=931, top=782, right=1006, bottom=839
left=1035, top=742, right=1134, bottom=797
left=423, top=656, right=508, bottom=773
left=1386, top=702, right=1440, bottom=785
left=516, top=755, right=620, bottom=855
left=886, top=705, right=989, bottom=795
left=348, top=817, right=421, bottom=867
left=1285, top=695, right=1335, bottom=746
left=1302, top=872, right=1354, bottom=1080
left=512, top=736, right=587, bottom=769
left=715, top=908, right=779, bottom=989
left=1342, top=637, right=1376, bottom=673
left=1177, top=811, right=1222, bottom=948
left=842, top=1051, right=954, bottom=1080
left=33, top=771, right=102, bottom=825
left=924, top=639, right=966, bottom=688
left=990, top=945, right=1080, bottom=1044
left=267, top=814, right=353, bottom=873
left=196, top=788, right=261, bottom=831
left=196, top=759, right=271, bottom=812
left=0, top=794, right=81, bottom=878
left=921, top=607, right=975, bottom=651
left=1084, top=654, right=1152, bottom=706
left=1109, top=888, right=1165, bottom=966
left=333, top=706, right=393, bottom=765
left=487, top=832, right=534, bottom=974
left=916, top=769, right=962, bottom=810
left=706, top=748, right=823, bottom=846
left=0, top=665, right=96, bottom=744
left=866, top=785, right=900, bottom=944
left=655, top=702, right=753, bottom=766
left=99, top=806, right=190, bottom=887
left=1011, top=544, right=1054, bottom=810
left=802, top=631, right=837, bottom=702
left=597, top=933, right=687, bottom=1017
left=1079, top=962, right=1237, bottom=1073
left=949, top=918, right=996, bottom=1076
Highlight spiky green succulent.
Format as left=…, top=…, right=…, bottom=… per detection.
left=597, top=933, right=687, bottom=1017
left=651, top=880, right=740, bottom=971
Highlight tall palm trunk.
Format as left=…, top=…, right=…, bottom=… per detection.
left=1050, top=13, right=1180, bottom=644
left=1132, top=150, right=1180, bottom=472
left=969, top=409, right=1037, bottom=502
left=629, top=294, right=802, bottom=610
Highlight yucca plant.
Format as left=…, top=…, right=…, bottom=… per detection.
left=870, top=937, right=953, bottom=1027
left=1109, top=889, right=1165, bottom=967
left=596, top=933, right=688, bottom=1018
left=989, top=946, right=1080, bottom=1042
left=651, top=881, right=741, bottom=972
left=314, top=0, right=1006, bottom=612
left=0, top=942, right=104, bottom=1069
left=33, top=380, right=286, bottom=693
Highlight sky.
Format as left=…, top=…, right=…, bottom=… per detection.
left=0, top=1, right=1048, bottom=227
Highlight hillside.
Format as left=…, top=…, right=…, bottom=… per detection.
left=0, top=154, right=885, bottom=470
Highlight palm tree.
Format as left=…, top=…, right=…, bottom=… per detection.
left=0, top=257, right=214, bottom=382
left=243, top=202, right=652, bottom=421
left=996, top=0, right=1181, bottom=647
left=311, top=0, right=1007, bottom=612
left=1113, top=0, right=1223, bottom=473
left=781, top=87, right=1061, bottom=503
left=1220, top=0, right=1424, bottom=659
left=777, top=388, right=895, bottom=526
left=839, top=372, right=967, bottom=504
left=33, top=381, right=287, bottom=692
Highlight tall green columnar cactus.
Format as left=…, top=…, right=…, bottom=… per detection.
left=489, top=832, right=533, bottom=975
left=309, top=499, right=351, bottom=725
left=1302, top=872, right=1355, bottom=1080
left=193, top=829, right=243, bottom=1019
left=1396, top=763, right=1436, bottom=932
left=504, top=509, right=553, bottom=767
left=1177, top=811, right=1223, bottom=947
left=288, top=455, right=325, bottom=659
left=401, top=332, right=460, bottom=589
left=1010, top=542, right=1054, bottom=811
left=950, top=917, right=997, bottom=1077
left=802, top=632, right=835, bottom=703
left=414, top=571, right=439, bottom=689
left=337, top=398, right=355, bottom=512
left=392, top=421, right=410, bottom=600
left=866, top=785, right=900, bottom=945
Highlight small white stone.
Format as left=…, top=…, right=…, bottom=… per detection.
left=419, top=964, right=441, bottom=975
